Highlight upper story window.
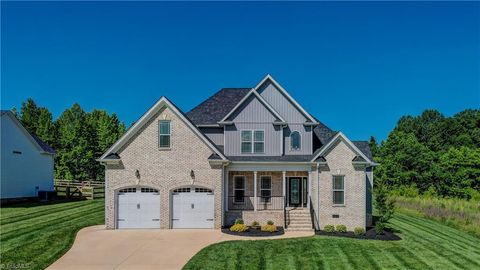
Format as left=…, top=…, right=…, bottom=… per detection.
left=158, top=120, right=171, bottom=148
left=241, top=130, right=264, bottom=153
left=332, top=175, right=345, bottom=205
left=290, top=131, right=301, bottom=150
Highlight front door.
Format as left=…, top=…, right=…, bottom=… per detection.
left=288, top=178, right=302, bottom=207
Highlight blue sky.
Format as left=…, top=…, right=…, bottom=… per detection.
left=2, top=2, right=479, bottom=141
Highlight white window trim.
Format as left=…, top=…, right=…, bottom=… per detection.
left=158, top=120, right=171, bottom=149
left=240, top=129, right=265, bottom=154
left=233, top=175, right=246, bottom=203
left=290, top=130, right=301, bottom=151
left=260, top=175, right=272, bottom=203
left=332, top=175, right=345, bottom=206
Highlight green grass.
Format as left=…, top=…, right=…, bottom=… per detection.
left=0, top=199, right=104, bottom=270
left=394, top=196, right=480, bottom=237
left=184, top=213, right=480, bottom=270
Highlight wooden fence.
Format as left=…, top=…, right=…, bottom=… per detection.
left=54, top=179, right=105, bottom=200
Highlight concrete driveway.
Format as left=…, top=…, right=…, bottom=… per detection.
left=47, top=225, right=313, bottom=270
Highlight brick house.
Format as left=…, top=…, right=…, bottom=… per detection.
left=98, top=75, right=376, bottom=231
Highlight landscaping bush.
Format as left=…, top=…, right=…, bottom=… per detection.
left=375, top=222, right=385, bottom=235
left=324, top=225, right=335, bottom=233
left=336, top=224, right=347, bottom=233
left=261, top=224, right=277, bottom=232
left=230, top=223, right=248, bottom=232
left=354, top=227, right=365, bottom=236
left=234, top=218, right=244, bottom=225
left=266, top=220, right=274, bottom=225
left=251, top=220, right=260, bottom=228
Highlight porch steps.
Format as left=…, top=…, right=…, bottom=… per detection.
left=285, top=209, right=314, bottom=231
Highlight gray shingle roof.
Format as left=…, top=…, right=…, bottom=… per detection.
left=186, top=88, right=251, bottom=125
left=313, top=123, right=336, bottom=145
left=31, top=135, right=56, bottom=154
left=352, top=141, right=373, bottom=161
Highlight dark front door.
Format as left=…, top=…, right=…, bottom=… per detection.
left=288, top=178, right=302, bottom=207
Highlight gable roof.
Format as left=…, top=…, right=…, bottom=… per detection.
left=254, top=75, right=318, bottom=124
left=0, top=110, right=55, bottom=155
left=219, top=89, right=286, bottom=123
left=98, top=97, right=227, bottom=161
left=186, top=88, right=250, bottom=125
left=310, top=132, right=374, bottom=164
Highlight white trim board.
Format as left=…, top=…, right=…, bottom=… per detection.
left=99, top=97, right=227, bottom=161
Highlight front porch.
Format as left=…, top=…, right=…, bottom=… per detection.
left=224, top=170, right=311, bottom=227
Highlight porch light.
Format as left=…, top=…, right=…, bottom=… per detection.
left=135, top=169, right=140, bottom=179
left=190, top=170, right=195, bottom=179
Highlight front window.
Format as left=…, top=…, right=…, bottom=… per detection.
left=333, top=175, right=345, bottom=205
left=234, top=176, right=245, bottom=203
left=158, top=120, right=171, bottom=148
left=241, top=130, right=264, bottom=153
left=290, top=131, right=301, bottom=150
left=260, top=176, right=271, bottom=202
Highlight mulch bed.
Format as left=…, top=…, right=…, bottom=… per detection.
left=316, top=228, right=401, bottom=241
left=222, top=227, right=285, bottom=237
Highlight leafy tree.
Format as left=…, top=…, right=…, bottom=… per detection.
left=55, top=103, right=93, bottom=180
left=36, top=108, right=56, bottom=146
left=20, top=98, right=40, bottom=134
left=374, top=109, right=480, bottom=199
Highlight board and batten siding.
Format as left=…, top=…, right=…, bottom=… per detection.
left=283, top=124, right=313, bottom=155
left=199, top=127, right=224, bottom=146
left=226, top=95, right=278, bottom=123
left=224, top=123, right=282, bottom=156
left=257, top=82, right=308, bottom=123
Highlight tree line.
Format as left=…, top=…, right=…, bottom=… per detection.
left=370, top=109, right=480, bottom=200
left=13, top=98, right=125, bottom=181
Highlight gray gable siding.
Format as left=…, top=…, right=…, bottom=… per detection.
left=224, top=123, right=282, bottom=156
left=283, top=124, right=313, bottom=155
left=226, top=94, right=278, bottom=123
left=257, top=82, right=308, bottom=123
left=199, top=127, right=224, bottom=146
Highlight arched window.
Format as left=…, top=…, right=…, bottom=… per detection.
left=290, top=131, right=301, bottom=150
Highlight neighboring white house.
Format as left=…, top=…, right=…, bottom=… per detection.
left=1, top=110, right=55, bottom=199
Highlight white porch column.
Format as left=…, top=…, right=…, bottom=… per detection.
left=282, top=171, right=286, bottom=207
left=308, top=170, right=312, bottom=210
left=225, top=169, right=229, bottom=212
left=253, top=171, right=258, bottom=211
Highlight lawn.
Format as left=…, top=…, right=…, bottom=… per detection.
left=394, top=195, right=480, bottom=237
left=0, top=199, right=104, bottom=270
left=184, top=213, right=480, bottom=270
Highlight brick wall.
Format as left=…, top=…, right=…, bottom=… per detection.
left=315, top=139, right=367, bottom=231
left=105, top=106, right=222, bottom=229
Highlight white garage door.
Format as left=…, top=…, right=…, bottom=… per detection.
left=172, top=187, right=214, bottom=229
left=117, top=187, right=160, bottom=229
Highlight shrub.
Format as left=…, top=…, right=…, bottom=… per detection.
left=324, top=225, right=335, bottom=233
left=230, top=223, right=248, bottom=232
left=267, top=220, right=274, bottom=225
left=261, top=224, right=277, bottom=232
left=234, top=218, right=244, bottom=225
left=336, top=224, right=347, bottom=233
left=375, top=222, right=385, bottom=234
left=354, top=227, right=365, bottom=236
left=251, top=220, right=260, bottom=228
left=375, top=181, right=395, bottom=224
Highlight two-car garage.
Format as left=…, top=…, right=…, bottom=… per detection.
left=116, top=186, right=214, bottom=229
